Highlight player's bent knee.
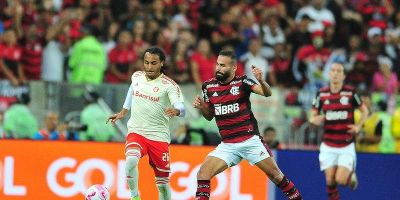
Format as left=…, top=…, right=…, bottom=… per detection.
left=335, top=176, right=347, bottom=186
left=125, top=149, right=141, bottom=172
left=197, top=167, right=212, bottom=180
left=156, top=177, right=170, bottom=185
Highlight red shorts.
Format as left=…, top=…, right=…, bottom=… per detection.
left=125, top=133, right=170, bottom=177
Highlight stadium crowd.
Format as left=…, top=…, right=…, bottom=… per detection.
left=0, top=0, right=400, bottom=153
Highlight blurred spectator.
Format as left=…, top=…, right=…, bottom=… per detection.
left=21, top=24, right=45, bottom=80
left=292, top=29, right=331, bottom=89
left=287, top=14, right=312, bottom=57
left=356, top=92, right=382, bottom=153
left=346, top=52, right=369, bottom=91
left=102, top=21, right=119, bottom=54
left=80, top=91, right=117, bottom=142
left=385, top=28, right=400, bottom=78
left=357, top=0, right=394, bottom=30
left=262, top=126, right=281, bottom=149
left=149, top=0, right=169, bottom=28
left=235, top=12, right=257, bottom=57
left=169, top=40, right=192, bottom=83
left=364, top=27, right=385, bottom=80
left=171, top=0, right=191, bottom=30
left=68, top=25, right=106, bottom=84
left=0, top=29, right=26, bottom=86
left=375, top=99, right=396, bottom=153
left=3, top=93, right=38, bottom=139
left=254, top=14, right=286, bottom=59
left=269, top=43, right=294, bottom=87
left=295, top=0, right=335, bottom=25
left=41, top=9, right=72, bottom=82
left=105, top=30, right=137, bottom=84
left=32, top=111, right=79, bottom=140
left=239, top=38, right=270, bottom=81
left=190, top=39, right=216, bottom=89
left=130, top=20, right=150, bottom=56
left=371, top=56, right=398, bottom=96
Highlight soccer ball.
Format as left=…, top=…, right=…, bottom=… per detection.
left=85, top=184, right=110, bottom=200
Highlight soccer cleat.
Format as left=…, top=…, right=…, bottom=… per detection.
left=349, top=173, right=358, bottom=190
left=131, top=196, right=141, bottom=200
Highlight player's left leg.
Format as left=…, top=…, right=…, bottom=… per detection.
left=335, top=155, right=357, bottom=190
left=335, top=143, right=357, bottom=190
left=255, top=157, right=303, bottom=200
left=147, top=139, right=171, bottom=200
left=242, top=136, right=302, bottom=200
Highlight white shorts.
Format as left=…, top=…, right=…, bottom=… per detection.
left=319, top=142, right=356, bottom=171
left=208, top=135, right=272, bottom=167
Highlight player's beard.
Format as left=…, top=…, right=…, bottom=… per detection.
left=216, top=71, right=229, bottom=82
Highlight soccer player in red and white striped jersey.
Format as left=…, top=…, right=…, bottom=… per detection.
left=310, top=63, right=368, bottom=200
left=193, top=50, right=302, bottom=200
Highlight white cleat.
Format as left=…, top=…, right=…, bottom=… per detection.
left=349, top=173, right=358, bottom=191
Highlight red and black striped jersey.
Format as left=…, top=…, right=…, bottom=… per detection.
left=312, top=85, right=362, bottom=147
left=202, top=75, right=260, bottom=143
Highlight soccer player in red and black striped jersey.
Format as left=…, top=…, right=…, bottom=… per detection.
left=192, top=50, right=302, bottom=200
left=310, top=63, right=368, bottom=200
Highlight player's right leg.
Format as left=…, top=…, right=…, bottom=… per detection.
left=195, top=156, right=229, bottom=200
left=125, top=133, right=147, bottom=200
left=195, top=143, right=241, bottom=200
left=324, top=167, right=340, bottom=200
left=319, top=142, right=340, bottom=200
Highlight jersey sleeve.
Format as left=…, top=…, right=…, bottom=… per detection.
left=167, top=84, right=184, bottom=105
left=242, top=76, right=257, bottom=93
left=352, top=91, right=363, bottom=108
left=311, top=91, right=322, bottom=112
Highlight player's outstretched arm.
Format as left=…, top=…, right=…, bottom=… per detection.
left=193, top=96, right=214, bottom=121
left=251, top=65, right=272, bottom=97
left=107, top=108, right=129, bottom=125
left=165, top=102, right=185, bottom=117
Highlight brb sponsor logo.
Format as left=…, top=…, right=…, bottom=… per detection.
left=326, top=110, right=348, bottom=120
left=214, top=103, right=239, bottom=115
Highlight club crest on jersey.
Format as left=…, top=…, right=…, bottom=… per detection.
left=340, top=96, right=349, bottom=105
left=212, top=92, right=218, bottom=97
left=153, top=87, right=159, bottom=92
left=230, top=86, right=240, bottom=95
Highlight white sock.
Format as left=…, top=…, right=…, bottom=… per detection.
left=156, top=177, right=171, bottom=200
left=126, top=149, right=141, bottom=197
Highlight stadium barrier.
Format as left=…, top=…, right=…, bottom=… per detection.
left=2, top=140, right=399, bottom=200
left=0, top=140, right=270, bottom=200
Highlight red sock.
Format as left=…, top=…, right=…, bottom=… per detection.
left=277, top=176, right=303, bottom=200
left=195, top=180, right=210, bottom=200
left=327, top=184, right=340, bottom=200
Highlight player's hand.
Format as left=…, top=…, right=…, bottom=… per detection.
left=165, top=108, right=180, bottom=117
left=107, top=113, right=124, bottom=126
left=251, top=65, right=264, bottom=81
left=309, top=115, right=325, bottom=126
left=347, top=124, right=360, bottom=135
left=192, top=96, right=206, bottom=109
